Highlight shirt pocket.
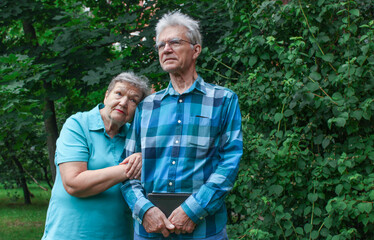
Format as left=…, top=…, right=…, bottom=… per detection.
left=186, top=116, right=215, bottom=159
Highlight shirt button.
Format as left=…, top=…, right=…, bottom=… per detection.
left=178, top=120, right=182, bottom=124
left=179, top=99, right=183, bottom=103
left=169, top=182, right=173, bottom=186
left=175, top=140, right=179, bottom=144
left=172, top=161, right=176, bottom=165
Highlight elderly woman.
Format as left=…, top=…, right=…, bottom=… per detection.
left=42, top=72, right=151, bottom=240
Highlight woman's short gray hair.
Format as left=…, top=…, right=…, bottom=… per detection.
left=107, top=72, right=151, bottom=100
left=155, top=11, right=202, bottom=47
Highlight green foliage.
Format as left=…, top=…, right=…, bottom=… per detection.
left=0, top=56, right=49, bottom=190
left=215, top=0, right=374, bottom=239
left=1, top=0, right=373, bottom=238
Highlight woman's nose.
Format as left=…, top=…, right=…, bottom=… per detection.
left=119, top=97, right=128, bottom=107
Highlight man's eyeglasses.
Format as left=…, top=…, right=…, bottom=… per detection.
left=155, top=38, right=195, bottom=52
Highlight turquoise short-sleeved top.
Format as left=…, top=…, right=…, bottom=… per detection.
left=42, top=104, right=133, bottom=240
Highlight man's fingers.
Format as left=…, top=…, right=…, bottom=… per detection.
left=161, top=228, right=170, bottom=238
left=164, top=218, right=175, bottom=231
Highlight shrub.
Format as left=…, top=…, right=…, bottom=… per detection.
left=201, top=0, right=374, bottom=239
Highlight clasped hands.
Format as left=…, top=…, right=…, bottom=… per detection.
left=142, top=206, right=196, bottom=237
left=119, top=153, right=142, bottom=180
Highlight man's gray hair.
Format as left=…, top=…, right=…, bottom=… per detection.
left=155, top=11, right=202, bottom=47
left=107, top=72, right=151, bottom=100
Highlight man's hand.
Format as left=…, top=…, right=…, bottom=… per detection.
left=168, top=206, right=196, bottom=234
left=119, top=153, right=142, bottom=179
left=143, top=207, right=175, bottom=237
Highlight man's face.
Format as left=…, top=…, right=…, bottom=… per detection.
left=102, top=81, right=142, bottom=126
left=157, top=25, right=199, bottom=74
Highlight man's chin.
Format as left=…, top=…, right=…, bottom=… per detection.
left=162, top=66, right=179, bottom=73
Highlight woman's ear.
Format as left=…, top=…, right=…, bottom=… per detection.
left=103, top=90, right=109, bottom=103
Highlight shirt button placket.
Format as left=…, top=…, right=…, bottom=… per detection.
left=168, top=96, right=183, bottom=193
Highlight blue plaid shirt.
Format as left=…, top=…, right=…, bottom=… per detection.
left=120, top=76, right=243, bottom=239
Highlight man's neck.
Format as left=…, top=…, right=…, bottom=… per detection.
left=170, top=71, right=198, bottom=94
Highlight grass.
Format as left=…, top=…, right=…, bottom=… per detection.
left=0, top=183, right=51, bottom=240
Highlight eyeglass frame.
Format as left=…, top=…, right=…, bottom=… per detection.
left=155, top=38, right=196, bottom=52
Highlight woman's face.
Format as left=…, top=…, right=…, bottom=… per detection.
left=102, top=81, right=143, bottom=127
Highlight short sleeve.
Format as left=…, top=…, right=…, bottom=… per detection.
left=55, top=114, right=89, bottom=165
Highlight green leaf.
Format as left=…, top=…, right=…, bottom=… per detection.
left=338, top=165, right=346, bottom=174
left=314, top=207, right=322, bottom=216
left=324, top=216, right=333, bottom=228
left=260, top=53, right=270, bottom=60
left=368, top=151, right=374, bottom=161
left=295, top=227, right=304, bottom=235
left=348, top=24, right=358, bottom=34
left=248, top=56, right=258, bottom=67
left=320, top=228, right=329, bottom=237
left=304, top=223, right=313, bottom=233
left=306, top=82, right=320, bottom=92
left=322, top=137, right=330, bottom=149
left=284, top=220, right=292, bottom=229
left=322, top=53, right=334, bottom=63
left=332, top=235, right=340, bottom=240
left=335, top=184, right=343, bottom=195
left=335, top=117, right=346, bottom=127
left=357, top=202, right=372, bottom=213
left=274, top=113, right=283, bottom=123
left=269, top=185, right=283, bottom=195
left=349, top=9, right=360, bottom=17
left=284, top=109, right=294, bottom=117
left=309, top=71, right=321, bottom=81
left=332, top=92, right=343, bottom=101
left=232, top=55, right=240, bottom=63
left=369, top=190, right=374, bottom=201
left=308, top=193, right=318, bottom=203
left=311, top=230, right=319, bottom=239
left=352, top=110, right=363, bottom=120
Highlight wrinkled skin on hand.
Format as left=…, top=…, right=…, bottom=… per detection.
left=168, top=206, right=196, bottom=234
left=142, top=207, right=175, bottom=237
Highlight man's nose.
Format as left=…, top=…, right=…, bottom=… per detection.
left=163, top=42, right=173, bottom=52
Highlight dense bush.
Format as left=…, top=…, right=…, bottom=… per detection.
left=203, top=0, right=374, bottom=239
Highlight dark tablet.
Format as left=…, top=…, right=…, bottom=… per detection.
left=147, top=193, right=191, bottom=217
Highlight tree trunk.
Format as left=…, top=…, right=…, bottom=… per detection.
left=12, top=157, right=32, bottom=204
left=43, top=82, right=58, bottom=182
left=22, top=20, right=58, bottom=182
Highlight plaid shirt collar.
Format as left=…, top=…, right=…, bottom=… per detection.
left=161, top=75, right=206, bottom=100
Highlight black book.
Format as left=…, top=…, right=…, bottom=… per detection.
left=147, top=193, right=191, bottom=217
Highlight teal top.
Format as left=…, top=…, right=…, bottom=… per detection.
left=42, top=104, right=133, bottom=240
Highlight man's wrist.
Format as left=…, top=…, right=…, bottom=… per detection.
left=181, top=198, right=208, bottom=224
left=136, top=201, right=154, bottom=224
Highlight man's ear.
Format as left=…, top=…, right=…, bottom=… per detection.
left=192, top=44, right=202, bottom=60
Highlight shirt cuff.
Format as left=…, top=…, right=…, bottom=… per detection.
left=181, top=195, right=208, bottom=224
left=133, top=197, right=154, bottom=224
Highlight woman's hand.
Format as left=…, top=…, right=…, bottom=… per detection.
left=120, top=152, right=142, bottom=179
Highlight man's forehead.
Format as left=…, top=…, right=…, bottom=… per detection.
left=159, top=26, right=187, bottom=39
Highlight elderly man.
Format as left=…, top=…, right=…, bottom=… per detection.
left=121, top=11, right=243, bottom=240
